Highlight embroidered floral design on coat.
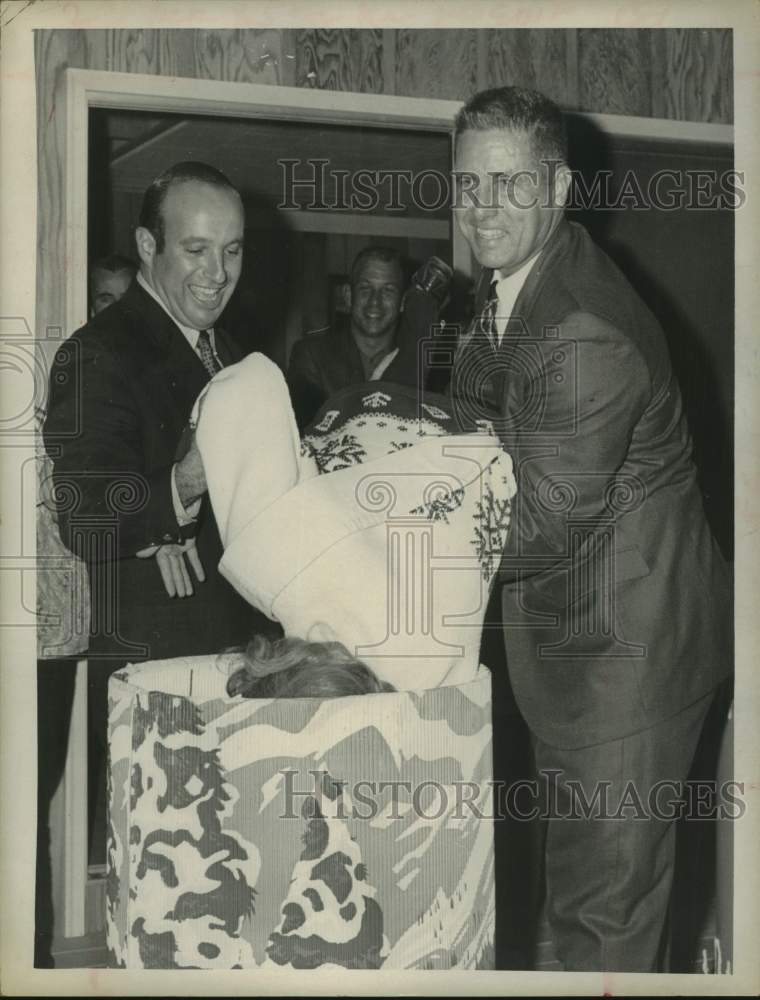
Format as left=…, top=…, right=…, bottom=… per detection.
left=472, top=472, right=512, bottom=579
left=307, top=434, right=367, bottom=474
left=410, top=487, right=466, bottom=524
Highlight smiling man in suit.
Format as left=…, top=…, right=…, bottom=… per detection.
left=42, top=165, right=272, bottom=922
left=46, top=161, right=264, bottom=668
left=450, top=87, right=732, bottom=971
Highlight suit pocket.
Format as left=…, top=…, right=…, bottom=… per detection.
left=614, top=544, right=650, bottom=585
left=517, top=541, right=650, bottom=613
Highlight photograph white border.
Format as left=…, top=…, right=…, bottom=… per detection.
left=1, top=1, right=757, bottom=996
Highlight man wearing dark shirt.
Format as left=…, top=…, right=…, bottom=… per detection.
left=287, top=247, right=445, bottom=427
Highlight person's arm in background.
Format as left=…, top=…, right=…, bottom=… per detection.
left=384, top=257, right=453, bottom=391
left=286, top=337, right=328, bottom=430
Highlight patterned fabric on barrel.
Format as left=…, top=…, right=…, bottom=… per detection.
left=107, top=654, right=495, bottom=970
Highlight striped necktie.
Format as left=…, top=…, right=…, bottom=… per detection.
left=197, top=329, right=222, bottom=379
left=474, top=280, right=499, bottom=351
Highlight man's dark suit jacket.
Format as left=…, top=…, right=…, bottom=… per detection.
left=453, top=220, right=731, bottom=749
left=43, top=280, right=266, bottom=663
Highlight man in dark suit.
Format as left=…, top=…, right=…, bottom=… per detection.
left=287, top=247, right=449, bottom=427
left=450, top=87, right=732, bottom=971
left=45, top=160, right=266, bottom=669
left=41, top=164, right=271, bottom=950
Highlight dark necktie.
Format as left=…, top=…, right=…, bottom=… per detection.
left=197, top=329, right=222, bottom=379
left=474, top=281, right=499, bottom=351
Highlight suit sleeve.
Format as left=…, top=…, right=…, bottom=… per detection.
left=286, top=339, right=328, bottom=429
left=499, top=310, right=651, bottom=577
left=43, top=334, right=183, bottom=562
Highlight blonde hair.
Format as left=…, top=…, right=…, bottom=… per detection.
left=226, top=634, right=395, bottom=699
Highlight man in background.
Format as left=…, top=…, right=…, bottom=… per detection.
left=89, top=253, right=137, bottom=316
left=287, top=246, right=450, bottom=427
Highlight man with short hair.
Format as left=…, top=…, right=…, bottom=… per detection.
left=46, top=160, right=261, bottom=664
left=89, top=253, right=137, bottom=316
left=451, top=86, right=731, bottom=971
left=42, top=165, right=270, bottom=922
left=287, top=247, right=448, bottom=427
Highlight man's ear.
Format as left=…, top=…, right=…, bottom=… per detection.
left=135, top=226, right=156, bottom=267
left=553, top=163, right=572, bottom=209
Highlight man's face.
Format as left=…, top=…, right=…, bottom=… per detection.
left=138, top=180, right=244, bottom=330
left=90, top=268, right=133, bottom=315
left=453, top=128, right=568, bottom=276
left=350, top=258, right=404, bottom=341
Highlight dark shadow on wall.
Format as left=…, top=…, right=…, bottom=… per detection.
left=221, top=192, right=300, bottom=372
left=566, top=115, right=734, bottom=561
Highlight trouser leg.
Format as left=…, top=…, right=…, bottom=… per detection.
left=533, top=689, right=716, bottom=971
left=486, top=587, right=545, bottom=970
left=35, top=658, right=77, bottom=967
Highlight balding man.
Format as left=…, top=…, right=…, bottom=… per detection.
left=46, top=160, right=266, bottom=669
left=42, top=165, right=273, bottom=925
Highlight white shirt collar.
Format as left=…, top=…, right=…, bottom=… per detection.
left=137, top=271, right=213, bottom=350
left=491, top=252, right=541, bottom=343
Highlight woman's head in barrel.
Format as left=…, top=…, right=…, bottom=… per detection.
left=226, top=634, right=395, bottom=699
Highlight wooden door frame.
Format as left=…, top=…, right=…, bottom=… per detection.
left=63, top=67, right=733, bottom=340
left=56, top=67, right=733, bottom=940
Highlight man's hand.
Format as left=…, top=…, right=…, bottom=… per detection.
left=136, top=537, right=206, bottom=597
left=174, top=433, right=207, bottom=509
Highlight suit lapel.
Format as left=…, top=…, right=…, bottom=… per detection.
left=509, top=219, right=571, bottom=331
left=495, top=222, right=573, bottom=436
left=163, top=327, right=209, bottom=415
left=475, top=220, right=572, bottom=378
left=214, top=325, right=245, bottom=367
left=122, top=281, right=209, bottom=415
left=461, top=224, right=570, bottom=427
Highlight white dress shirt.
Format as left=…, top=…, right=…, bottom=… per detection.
left=491, top=252, right=541, bottom=346
left=136, top=271, right=216, bottom=528
left=136, top=271, right=222, bottom=365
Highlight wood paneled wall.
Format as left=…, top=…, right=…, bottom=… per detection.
left=35, top=27, right=733, bottom=351
left=292, top=28, right=732, bottom=121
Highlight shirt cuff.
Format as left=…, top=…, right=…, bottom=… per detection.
left=171, top=463, right=201, bottom=526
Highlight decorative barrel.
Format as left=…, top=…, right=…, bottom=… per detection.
left=107, top=654, right=495, bottom=970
